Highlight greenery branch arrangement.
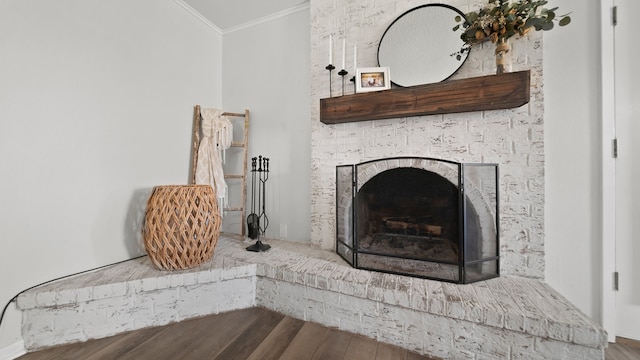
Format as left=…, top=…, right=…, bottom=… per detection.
left=452, top=0, right=571, bottom=59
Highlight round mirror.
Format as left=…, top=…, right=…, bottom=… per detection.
left=377, top=4, right=469, bottom=87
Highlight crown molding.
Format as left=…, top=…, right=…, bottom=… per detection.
left=174, top=1, right=309, bottom=35
left=173, top=0, right=223, bottom=34
left=223, top=3, right=309, bottom=34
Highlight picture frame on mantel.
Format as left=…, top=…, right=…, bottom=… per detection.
left=356, top=67, right=391, bottom=93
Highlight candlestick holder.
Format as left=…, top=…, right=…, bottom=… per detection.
left=350, top=76, right=356, bottom=94
left=338, top=69, right=348, bottom=96
left=325, top=64, right=335, bottom=97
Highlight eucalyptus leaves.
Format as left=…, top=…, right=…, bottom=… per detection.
left=453, top=0, right=571, bottom=45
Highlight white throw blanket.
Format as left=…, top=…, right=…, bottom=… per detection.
left=195, top=108, right=233, bottom=216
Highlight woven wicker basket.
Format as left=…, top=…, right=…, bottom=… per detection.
left=143, top=185, right=221, bottom=270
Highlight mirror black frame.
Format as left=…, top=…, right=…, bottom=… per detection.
left=377, top=3, right=470, bottom=87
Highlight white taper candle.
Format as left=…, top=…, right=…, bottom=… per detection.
left=353, top=45, right=357, bottom=71
left=329, top=34, right=333, bottom=65
left=342, top=38, right=346, bottom=70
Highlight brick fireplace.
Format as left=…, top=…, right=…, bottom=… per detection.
left=310, top=0, right=545, bottom=279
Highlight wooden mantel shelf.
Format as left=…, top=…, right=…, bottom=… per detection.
left=320, top=70, right=530, bottom=124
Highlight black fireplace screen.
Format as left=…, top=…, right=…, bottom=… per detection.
left=336, top=157, right=499, bottom=284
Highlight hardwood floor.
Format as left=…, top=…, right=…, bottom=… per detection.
left=16, top=307, right=640, bottom=360
left=607, top=337, right=640, bottom=360
left=17, top=307, right=435, bottom=360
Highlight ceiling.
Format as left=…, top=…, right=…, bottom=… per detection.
left=182, top=0, right=309, bottom=30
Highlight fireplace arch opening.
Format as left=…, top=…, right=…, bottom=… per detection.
left=336, top=157, right=499, bottom=283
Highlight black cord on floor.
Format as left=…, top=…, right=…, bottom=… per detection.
left=0, top=255, right=146, bottom=334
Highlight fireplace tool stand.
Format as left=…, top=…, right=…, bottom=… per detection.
left=246, top=156, right=271, bottom=252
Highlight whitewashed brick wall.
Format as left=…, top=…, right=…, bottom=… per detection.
left=309, top=0, right=546, bottom=278
left=19, top=259, right=257, bottom=350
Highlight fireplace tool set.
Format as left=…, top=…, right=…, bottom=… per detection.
left=246, top=155, right=271, bottom=252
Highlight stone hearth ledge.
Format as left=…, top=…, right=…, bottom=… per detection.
left=17, top=236, right=607, bottom=359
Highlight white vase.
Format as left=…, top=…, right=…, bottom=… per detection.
left=495, top=39, right=512, bottom=74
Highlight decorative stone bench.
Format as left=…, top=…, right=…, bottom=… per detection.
left=18, top=236, right=607, bottom=359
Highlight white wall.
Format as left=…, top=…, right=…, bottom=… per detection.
left=544, top=0, right=602, bottom=322
left=221, top=6, right=311, bottom=242
left=0, top=0, right=222, bottom=349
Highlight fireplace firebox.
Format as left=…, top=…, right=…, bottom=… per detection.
left=336, top=157, right=499, bottom=284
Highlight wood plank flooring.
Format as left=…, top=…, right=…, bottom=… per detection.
left=16, top=307, right=640, bottom=360
left=606, top=337, right=640, bottom=360
left=17, top=307, right=435, bottom=360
